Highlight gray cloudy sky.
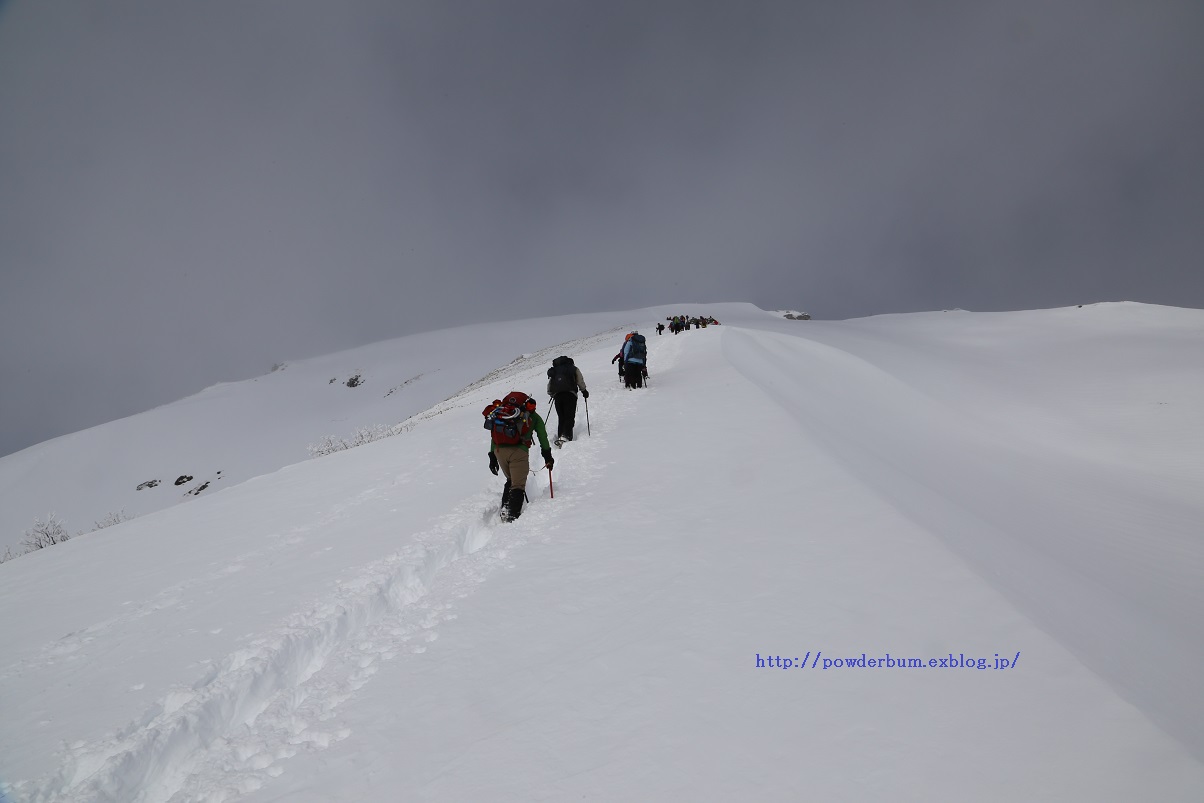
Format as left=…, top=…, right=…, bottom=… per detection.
left=2, top=0, right=1202, bottom=457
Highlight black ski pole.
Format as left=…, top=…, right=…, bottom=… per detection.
left=584, top=395, right=591, bottom=436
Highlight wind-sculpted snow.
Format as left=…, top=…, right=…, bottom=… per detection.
left=722, top=321, right=1204, bottom=760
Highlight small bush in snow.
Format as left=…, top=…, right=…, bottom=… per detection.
left=93, top=509, right=133, bottom=530
left=21, top=513, right=71, bottom=551
left=1, top=545, right=16, bottom=564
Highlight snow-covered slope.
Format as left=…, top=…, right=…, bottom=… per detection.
left=1, top=303, right=1203, bottom=802
left=0, top=304, right=743, bottom=557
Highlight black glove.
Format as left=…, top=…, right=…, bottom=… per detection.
left=488, top=451, right=499, bottom=475
left=541, top=449, right=554, bottom=470
left=581, top=389, right=589, bottom=399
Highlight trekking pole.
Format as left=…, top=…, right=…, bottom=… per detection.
left=584, top=396, right=591, bottom=436
left=548, top=467, right=554, bottom=499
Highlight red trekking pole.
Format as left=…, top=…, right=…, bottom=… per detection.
left=548, top=467, right=554, bottom=499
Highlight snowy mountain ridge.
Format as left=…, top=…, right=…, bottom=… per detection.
left=2, top=301, right=1203, bottom=802
left=0, top=303, right=742, bottom=558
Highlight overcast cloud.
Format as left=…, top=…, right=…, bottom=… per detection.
left=1, top=0, right=1202, bottom=457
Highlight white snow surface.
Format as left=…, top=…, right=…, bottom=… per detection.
left=0, top=307, right=684, bottom=556
left=2, top=301, right=1203, bottom=802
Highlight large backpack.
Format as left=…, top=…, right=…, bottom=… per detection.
left=484, top=391, right=536, bottom=446
left=626, top=333, right=648, bottom=363
left=547, top=356, right=577, bottom=395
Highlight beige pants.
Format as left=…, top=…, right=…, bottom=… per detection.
left=495, top=445, right=530, bottom=490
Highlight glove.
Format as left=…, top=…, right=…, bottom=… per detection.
left=541, top=449, right=554, bottom=470
left=488, top=451, right=499, bottom=475
left=581, top=389, right=589, bottom=399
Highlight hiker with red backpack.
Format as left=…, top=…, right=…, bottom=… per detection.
left=546, top=356, right=589, bottom=446
left=484, top=392, right=554, bottom=521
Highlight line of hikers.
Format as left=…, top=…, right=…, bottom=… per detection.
left=482, top=330, right=649, bottom=521
left=662, top=314, right=719, bottom=334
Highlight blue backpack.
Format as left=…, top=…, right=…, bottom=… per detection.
left=626, top=333, right=647, bottom=364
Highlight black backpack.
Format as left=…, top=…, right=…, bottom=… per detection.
left=547, top=356, right=578, bottom=395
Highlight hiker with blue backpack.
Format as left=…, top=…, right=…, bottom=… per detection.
left=546, top=356, right=589, bottom=446
left=484, top=392, right=554, bottom=521
left=621, top=331, right=648, bottom=389
left=611, top=331, right=636, bottom=382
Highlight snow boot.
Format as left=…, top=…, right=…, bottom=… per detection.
left=506, top=488, right=526, bottom=521
left=498, top=481, right=513, bottom=520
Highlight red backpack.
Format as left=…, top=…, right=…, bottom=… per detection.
left=484, top=391, right=537, bottom=445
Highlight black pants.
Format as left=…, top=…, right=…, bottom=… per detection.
left=553, top=392, right=578, bottom=440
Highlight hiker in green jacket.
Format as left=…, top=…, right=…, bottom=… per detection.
left=484, top=391, right=554, bottom=521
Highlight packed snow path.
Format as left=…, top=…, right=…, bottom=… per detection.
left=2, top=305, right=1203, bottom=801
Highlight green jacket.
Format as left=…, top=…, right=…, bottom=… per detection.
left=489, top=411, right=552, bottom=453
